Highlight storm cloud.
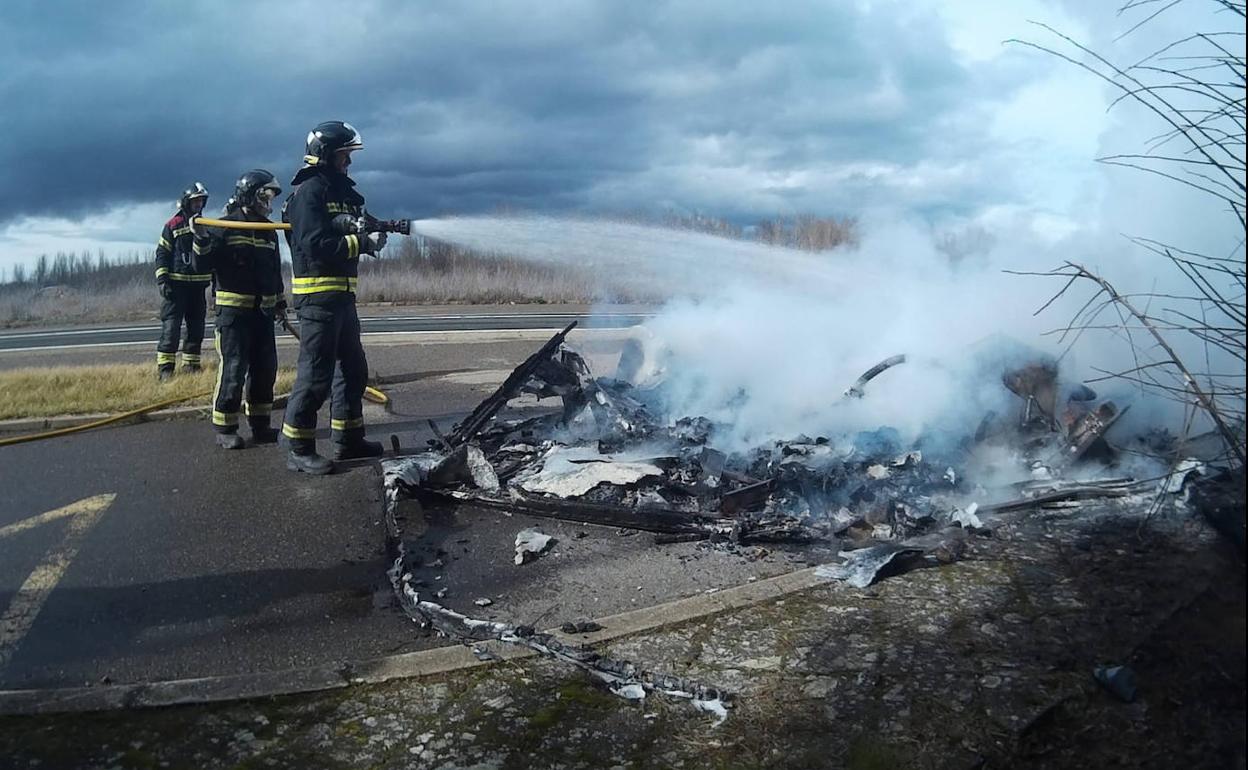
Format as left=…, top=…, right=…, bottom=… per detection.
left=0, top=0, right=1239, bottom=269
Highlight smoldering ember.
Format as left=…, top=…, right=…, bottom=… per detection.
left=380, top=321, right=1243, bottom=719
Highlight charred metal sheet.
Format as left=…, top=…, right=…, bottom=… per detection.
left=718, top=479, right=774, bottom=515
left=816, top=544, right=923, bottom=588
left=698, top=447, right=726, bottom=488
left=979, top=484, right=1135, bottom=515
left=515, top=446, right=664, bottom=497
left=448, top=321, right=578, bottom=447
left=816, top=528, right=966, bottom=587
left=654, top=532, right=711, bottom=545
left=426, top=444, right=500, bottom=491
left=431, top=488, right=720, bottom=535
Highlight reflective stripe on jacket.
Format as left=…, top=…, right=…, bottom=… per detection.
left=191, top=209, right=285, bottom=308
left=155, top=213, right=209, bottom=284
left=283, top=167, right=366, bottom=296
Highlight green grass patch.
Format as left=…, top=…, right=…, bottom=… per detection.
left=0, top=362, right=296, bottom=420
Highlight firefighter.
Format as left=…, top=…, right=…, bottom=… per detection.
left=154, top=182, right=212, bottom=381
left=280, top=121, right=387, bottom=474
left=190, top=171, right=285, bottom=449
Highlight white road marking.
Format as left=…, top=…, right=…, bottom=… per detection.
left=0, top=312, right=652, bottom=342
left=0, top=325, right=640, bottom=354
left=0, top=494, right=116, bottom=672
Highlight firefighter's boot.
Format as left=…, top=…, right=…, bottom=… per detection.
left=287, top=450, right=333, bottom=475
left=157, top=366, right=175, bottom=383
left=331, top=437, right=384, bottom=461
left=215, top=433, right=245, bottom=450
left=251, top=425, right=280, bottom=444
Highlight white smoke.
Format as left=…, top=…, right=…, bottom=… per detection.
left=414, top=215, right=1072, bottom=445
left=413, top=204, right=1241, bottom=458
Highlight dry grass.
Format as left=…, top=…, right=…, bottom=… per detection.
left=0, top=279, right=154, bottom=328
left=0, top=248, right=662, bottom=329
left=355, top=247, right=663, bottom=305
left=0, top=362, right=296, bottom=420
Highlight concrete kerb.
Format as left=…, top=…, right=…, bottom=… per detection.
left=0, top=565, right=831, bottom=716
left=0, top=404, right=210, bottom=434
left=0, top=394, right=296, bottom=435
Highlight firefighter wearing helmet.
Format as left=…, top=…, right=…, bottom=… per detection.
left=190, top=170, right=286, bottom=449
left=154, top=182, right=211, bottom=380
left=280, top=121, right=387, bottom=474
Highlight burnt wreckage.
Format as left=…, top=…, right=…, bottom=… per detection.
left=381, top=322, right=1231, bottom=714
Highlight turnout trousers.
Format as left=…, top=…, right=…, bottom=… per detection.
left=156, top=283, right=207, bottom=370
left=281, top=293, right=368, bottom=454
left=211, top=306, right=278, bottom=435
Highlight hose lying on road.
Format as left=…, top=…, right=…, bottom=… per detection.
left=0, top=376, right=388, bottom=447
left=0, top=387, right=338, bottom=447
left=0, top=389, right=214, bottom=448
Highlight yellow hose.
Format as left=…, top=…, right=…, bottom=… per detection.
left=195, top=218, right=290, bottom=231
left=199, top=224, right=389, bottom=407
left=0, top=389, right=214, bottom=448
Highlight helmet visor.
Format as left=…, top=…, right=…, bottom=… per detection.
left=341, top=122, right=363, bottom=150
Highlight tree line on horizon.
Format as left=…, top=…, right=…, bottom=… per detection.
left=0, top=211, right=861, bottom=290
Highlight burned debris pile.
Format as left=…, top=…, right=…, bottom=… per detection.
left=389, top=324, right=1214, bottom=583
left=381, top=324, right=1238, bottom=717
left=392, top=323, right=968, bottom=555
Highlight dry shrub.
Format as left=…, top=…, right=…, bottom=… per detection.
left=754, top=214, right=860, bottom=251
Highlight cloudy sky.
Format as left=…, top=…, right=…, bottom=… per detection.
left=0, top=0, right=1239, bottom=273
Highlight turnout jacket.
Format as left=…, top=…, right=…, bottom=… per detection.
left=155, top=211, right=212, bottom=285
left=283, top=166, right=367, bottom=298
left=191, top=209, right=285, bottom=310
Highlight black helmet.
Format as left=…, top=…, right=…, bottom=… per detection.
left=178, top=182, right=209, bottom=212
left=229, top=170, right=282, bottom=215
left=303, top=121, right=363, bottom=167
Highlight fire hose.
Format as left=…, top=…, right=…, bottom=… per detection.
left=0, top=390, right=215, bottom=448
left=193, top=215, right=411, bottom=235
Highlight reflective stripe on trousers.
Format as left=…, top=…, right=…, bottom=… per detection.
left=281, top=296, right=367, bottom=451
left=211, top=306, right=278, bottom=434
left=156, top=282, right=207, bottom=366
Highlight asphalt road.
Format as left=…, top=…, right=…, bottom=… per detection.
left=0, top=332, right=822, bottom=696
left=0, top=308, right=649, bottom=353
left=0, top=336, right=592, bottom=691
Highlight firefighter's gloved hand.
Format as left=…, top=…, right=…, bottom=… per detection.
left=332, top=214, right=363, bottom=234
left=365, top=231, right=388, bottom=254
left=158, top=279, right=174, bottom=301
left=274, top=297, right=288, bottom=314
left=190, top=217, right=214, bottom=247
